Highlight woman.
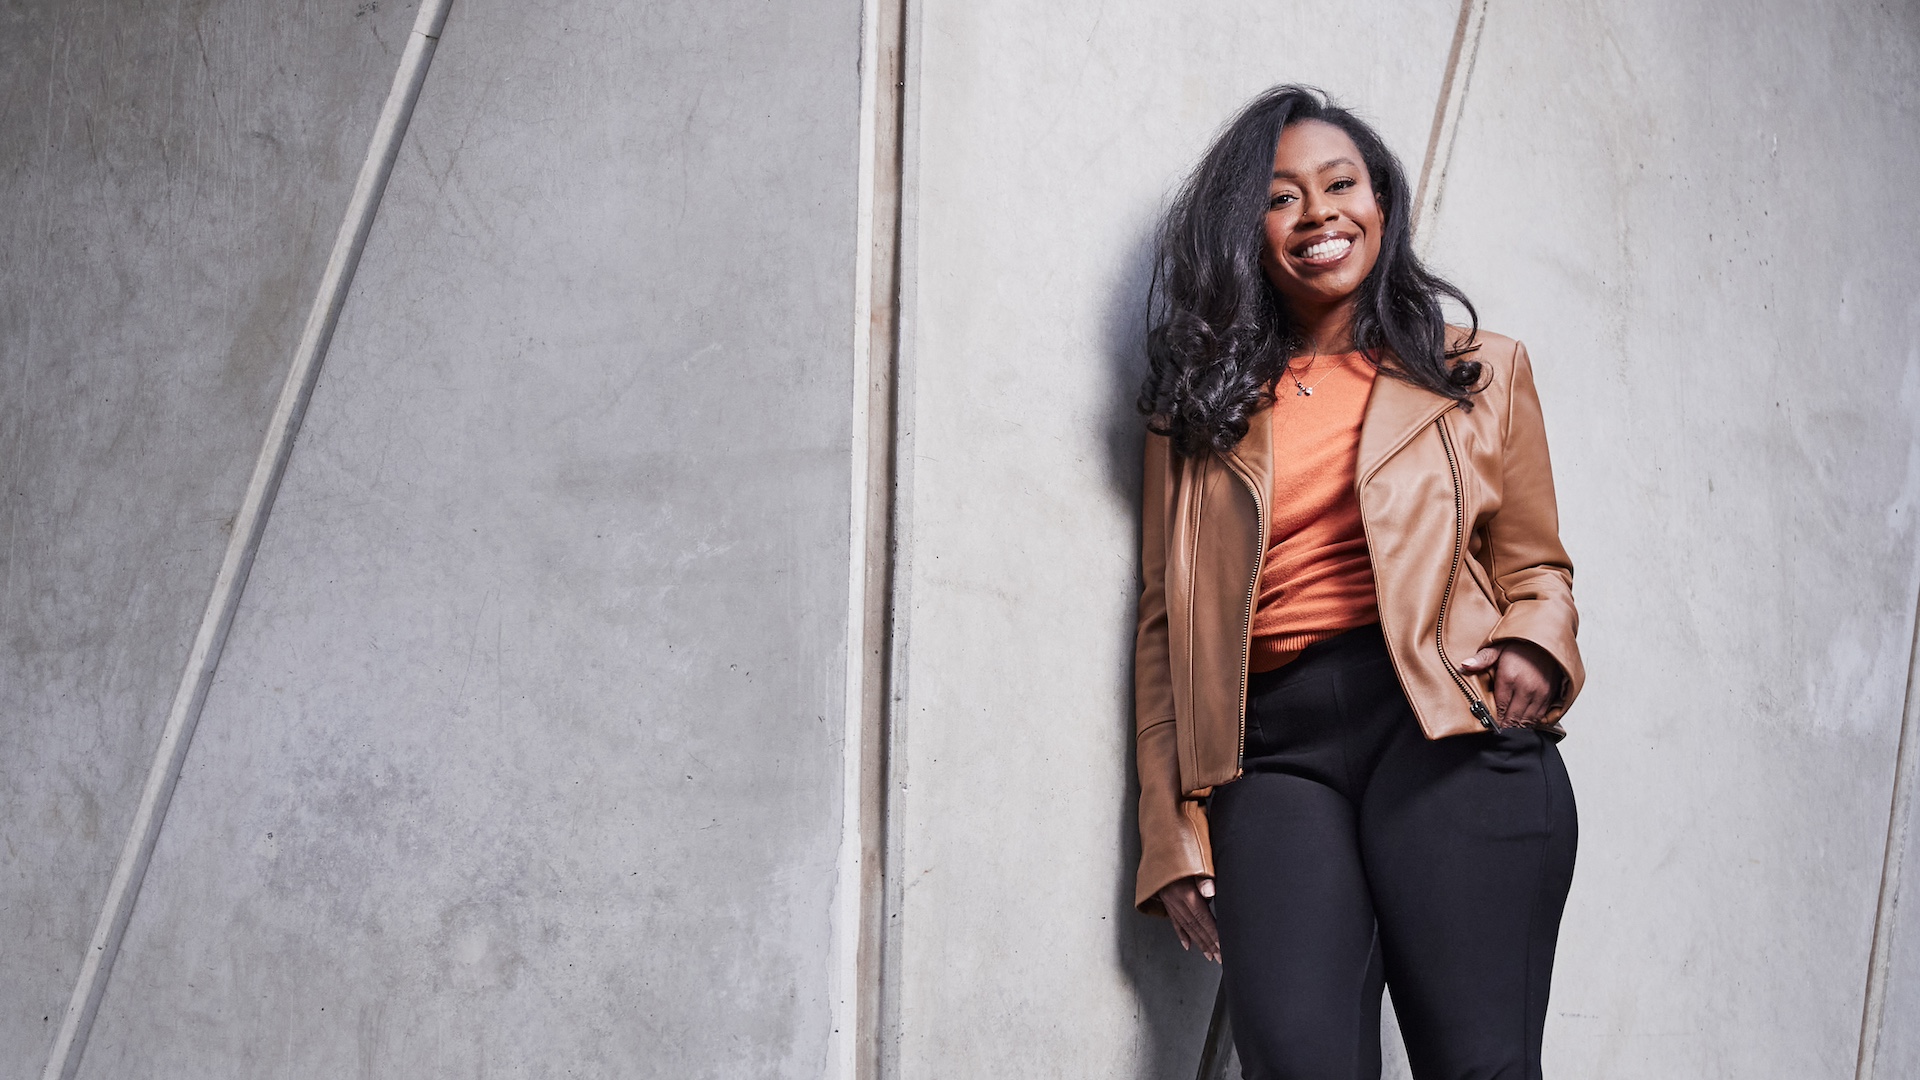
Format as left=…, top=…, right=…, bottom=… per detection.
left=1133, top=85, right=1582, bottom=1080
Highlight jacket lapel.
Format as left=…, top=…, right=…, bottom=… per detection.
left=1356, top=372, right=1456, bottom=485
left=1224, top=399, right=1274, bottom=511
left=1230, top=369, right=1454, bottom=500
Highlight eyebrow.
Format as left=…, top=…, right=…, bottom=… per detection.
left=1272, top=157, right=1359, bottom=180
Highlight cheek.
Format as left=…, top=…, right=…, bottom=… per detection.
left=1354, top=215, right=1386, bottom=277
left=1362, top=234, right=1385, bottom=271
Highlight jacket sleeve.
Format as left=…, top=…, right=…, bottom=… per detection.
left=1134, top=432, right=1214, bottom=914
left=1485, top=340, right=1585, bottom=718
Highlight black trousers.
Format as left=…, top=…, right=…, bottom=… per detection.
left=1209, top=624, right=1577, bottom=1080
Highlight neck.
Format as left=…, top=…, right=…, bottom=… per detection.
left=1291, top=297, right=1358, bottom=356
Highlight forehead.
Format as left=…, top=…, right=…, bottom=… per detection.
left=1271, top=119, right=1366, bottom=177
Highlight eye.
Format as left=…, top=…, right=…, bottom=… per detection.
left=1268, top=191, right=1296, bottom=209
left=1329, top=178, right=1356, bottom=192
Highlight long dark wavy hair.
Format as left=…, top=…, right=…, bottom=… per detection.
left=1139, top=85, right=1482, bottom=458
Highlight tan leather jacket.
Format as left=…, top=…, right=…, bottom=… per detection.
left=1134, top=331, right=1583, bottom=913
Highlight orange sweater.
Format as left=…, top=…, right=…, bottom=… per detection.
left=1248, top=352, right=1381, bottom=672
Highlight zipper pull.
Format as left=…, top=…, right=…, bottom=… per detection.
left=1471, top=701, right=1495, bottom=730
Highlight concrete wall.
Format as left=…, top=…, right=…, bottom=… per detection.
left=6, top=0, right=1919, bottom=1076
left=888, top=1, right=1920, bottom=1078
left=0, top=1, right=419, bottom=1067
left=5, top=0, right=868, bottom=1075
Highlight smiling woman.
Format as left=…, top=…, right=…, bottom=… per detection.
left=1132, top=86, right=1583, bottom=1080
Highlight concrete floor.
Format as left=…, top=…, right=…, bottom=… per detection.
left=4, top=0, right=1918, bottom=1077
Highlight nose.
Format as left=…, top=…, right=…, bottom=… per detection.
left=1297, top=188, right=1341, bottom=228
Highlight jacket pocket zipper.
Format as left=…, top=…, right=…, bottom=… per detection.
left=1434, top=415, right=1496, bottom=730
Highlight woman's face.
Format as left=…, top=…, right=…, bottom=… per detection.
left=1259, top=120, right=1385, bottom=321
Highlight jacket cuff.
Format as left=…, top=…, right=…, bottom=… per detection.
left=1134, top=795, right=1214, bottom=915
left=1489, top=598, right=1584, bottom=710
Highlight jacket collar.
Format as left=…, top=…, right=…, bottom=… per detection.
left=1225, top=368, right=1457, bottom=495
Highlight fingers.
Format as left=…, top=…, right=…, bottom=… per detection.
left=1493, top=652, right=1551, bottom=728
left=1159, top=877, right=1221, bottom=963
left=1189, top=877, right=1220, bottom=962
left=1522, top=686, right=1548, bottom=727
left=1501, top=682, right=1539, bottom=728
left=1160, top=880, right=1199, bottom=952
left=1170, top=896, right=1218, bottom=962
left=1487, top=640, right=1564, bottom=727
left=1458, top=645, right=1502, bottom=674
left=1192, top=902, right=1221, bottom=963
left=1172, top=895, right=1212, bottom=959
left=1164, top=890, right=1191, bottom=950
left=1166, top=895, right=1187, bottom=947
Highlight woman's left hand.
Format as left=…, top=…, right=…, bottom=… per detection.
left=1457, top=639, right=1563, bottom=729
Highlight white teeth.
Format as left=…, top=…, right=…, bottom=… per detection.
left=1301, top=237, right=1352, bottom=260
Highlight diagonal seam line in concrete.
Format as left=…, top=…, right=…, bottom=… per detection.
left=1856, top=578, right=1920, bottom=1080
left=39, top=3, right=455, bottom=1077
left=1411, top=0, right=1490, bottom=255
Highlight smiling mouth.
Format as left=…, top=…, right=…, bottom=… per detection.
left=1295, top=235, right=1354, bottom=264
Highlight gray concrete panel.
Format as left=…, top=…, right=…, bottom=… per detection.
left=1422, top=1, right=1920, bottom=1075
left=71, top=1, right=866, bottom=1075
left=889, top=4, right=1458, bottom=1077
left=0, top=1, right=420, bottom=1068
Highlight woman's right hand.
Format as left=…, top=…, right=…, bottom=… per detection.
left=1158, top=875, right=1220, bottom=963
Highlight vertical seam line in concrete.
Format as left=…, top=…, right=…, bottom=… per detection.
left=1856, top=580, right=1920, bottom=1080
left=38, top=4, right=453, bottom=1077
left=874, top=1, right=921, bottom=1076
left=836, top=0, right=909, bottom=1078
left=1412, top=0, right=1489, bottom=251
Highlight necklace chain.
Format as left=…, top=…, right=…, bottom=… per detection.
left=1286, top=352, right=1346, bottom=397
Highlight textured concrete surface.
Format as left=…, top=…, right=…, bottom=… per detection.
left=0, top=0, right=417, bottom=1068
left=64, top=1, right=866, bottom=1076
left=7, top=0, right=1919, bottom=1076
left=1424, top=1, right=1920, bottom=1074
left=887, top=3, right=1459, bottom=1077
left=891, top=1, right=1920, bottom=1078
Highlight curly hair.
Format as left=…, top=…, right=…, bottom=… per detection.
left=1138, top=85, right=1482, bottom=458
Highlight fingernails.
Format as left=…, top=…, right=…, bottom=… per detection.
left=1198, top=880, right=1215, bottom=898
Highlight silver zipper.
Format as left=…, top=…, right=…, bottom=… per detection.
left=1434, top=414, right=1496, bottom=729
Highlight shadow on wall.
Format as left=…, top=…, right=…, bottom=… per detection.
left=1102, top=211, right=1224, bottom=1079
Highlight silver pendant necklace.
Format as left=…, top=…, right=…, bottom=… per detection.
left=1286, top=352, right=1343, bottom=397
